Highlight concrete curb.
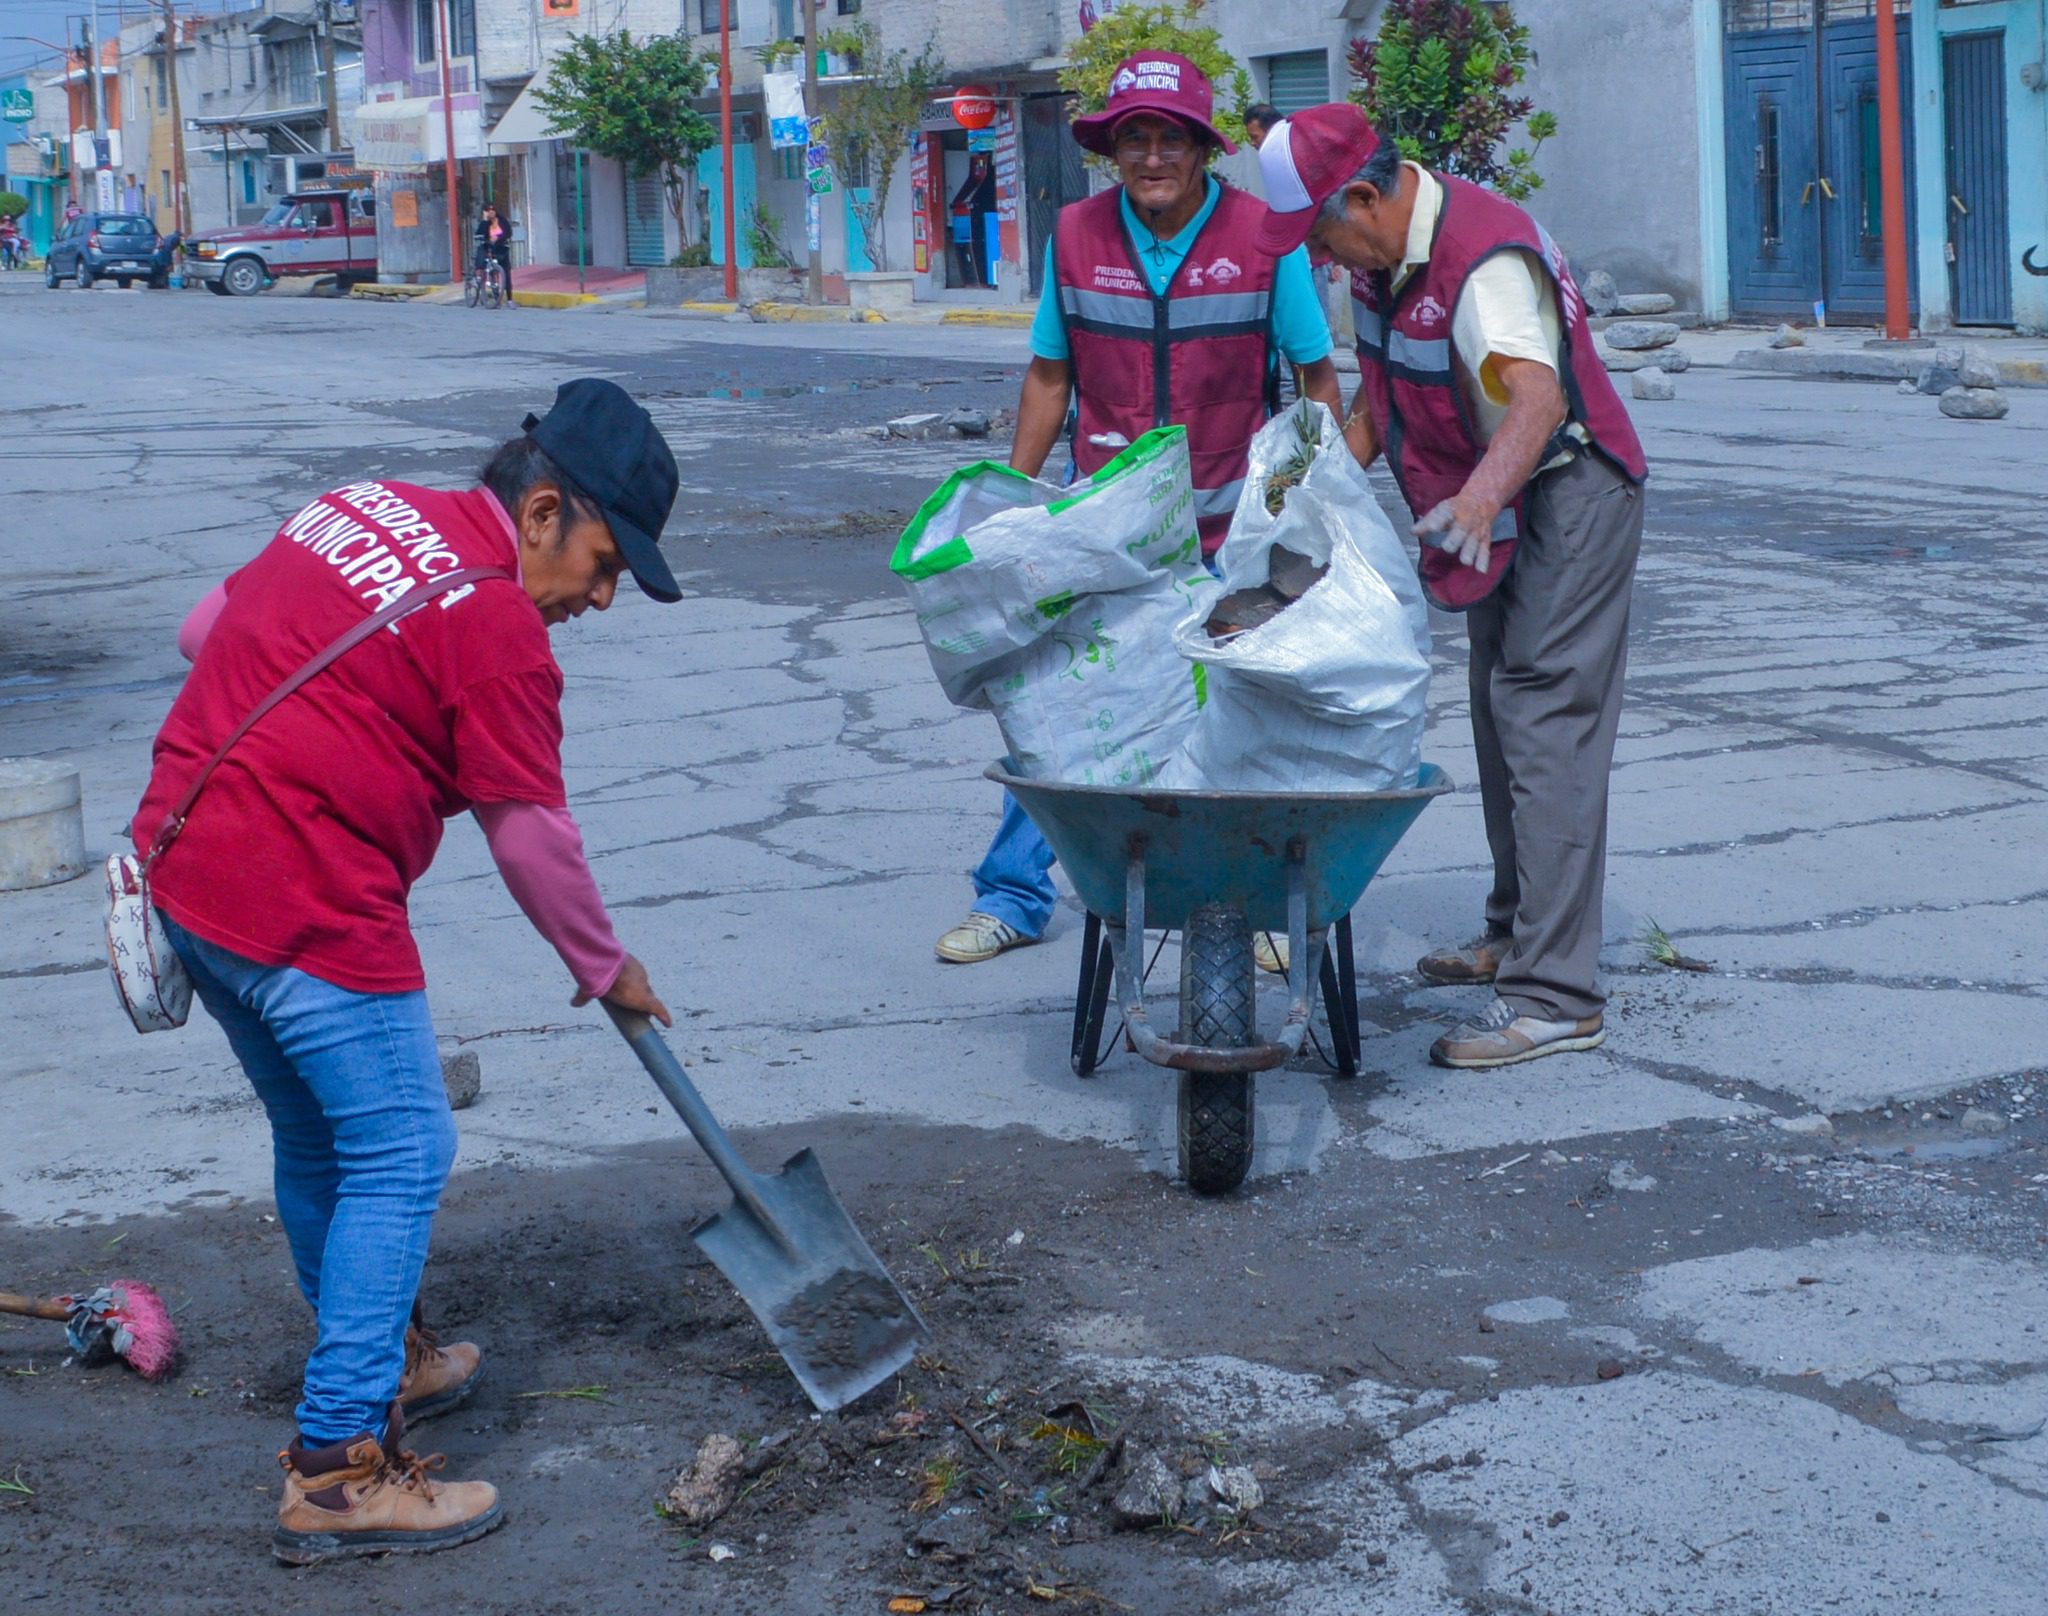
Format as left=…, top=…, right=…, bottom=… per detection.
left=941, top=308, right=1033, bottom=328
left=350, top=282, right=435, bottom=301
left=511, top=289, right=600, bottom=309
left=1730, top=346, right=2048, bottom=389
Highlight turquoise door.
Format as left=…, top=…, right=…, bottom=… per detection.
left=697, top=143, right=760, bottom=268
left=843, top=187, right=875, bottom=273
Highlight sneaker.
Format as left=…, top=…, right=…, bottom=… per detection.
left=398, top=1320, right=483, bottom=1424
left=1417, top=931, right=1512, bottom=985
left=274, top=1405, right=504, bottom=1565
left=935, top=913, right=1035, bottom=964
left=1428, top=996, right=1606, bottom=1069
left=1253, top=932, right=1289, bottom=976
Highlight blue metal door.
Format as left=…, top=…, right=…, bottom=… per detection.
left=1819, top=15, right=1915, bottom=318
left=1724, top=3, right=1917, bottom=322
left=1942, top=31, right=2012, bottom=326
left=1726, top=28, right=1822, bottom=316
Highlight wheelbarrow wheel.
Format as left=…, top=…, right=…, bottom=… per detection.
left=1177, top=904, right=1255, bottom=1195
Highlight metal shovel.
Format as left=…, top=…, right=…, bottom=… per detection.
left=605, top=1004, right=930, bottom=1412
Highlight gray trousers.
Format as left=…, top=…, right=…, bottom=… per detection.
left=1465, top=450, right=1644, bottom=1023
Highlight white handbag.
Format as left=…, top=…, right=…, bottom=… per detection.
left=105, top=564, right=510, bottom=1034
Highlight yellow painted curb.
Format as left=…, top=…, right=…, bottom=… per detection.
left=511, top=289, right=600, bottom=309
left=941, top=309, right=1033, bottom=328
left=679, top=300, right=740, bottom=313
left=1997, top=359, right=2048, bottom=388
left=751, top=301, right=856, bottom=323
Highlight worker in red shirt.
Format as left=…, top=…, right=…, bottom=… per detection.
left=133, top=378, right=680, bottom=1563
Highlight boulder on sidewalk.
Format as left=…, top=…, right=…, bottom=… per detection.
left=1768, top=323, right=1804, bottom=349
left=1581, top=268, right=1620, bottom=317
left=1615, top=292, right=1676, bottom=316
left=1939, top=386, right=2008, bottom=421
left=1602, top=320, right=1681, bottom=352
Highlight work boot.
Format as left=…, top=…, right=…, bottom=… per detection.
left=1428, top=996, right=1605, bottom=1070
left=398, top=1319, right=484, bottom=1424
left=935, top=912, right=1035, bottom=964
left=1416, top=930, right=1512, bottom=986
left=273, top=1405, right=503, bottom=1565
left=1253, top=932, right=1289, bottom=976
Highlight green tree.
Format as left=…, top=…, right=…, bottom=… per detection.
left=1346, top=0, right=1556, bottom=201
left=0, top=191, right=28, bottom=221
left=534, top=30, right=717, bottom=250
left=1060, top=1, right=1252, bottom=155
left=820, top=22, right=946, bottom=273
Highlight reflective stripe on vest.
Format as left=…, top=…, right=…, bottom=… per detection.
left=1195, top=477, right=1245, bottom=519
left=1059, top=285, right=1155, bottom=333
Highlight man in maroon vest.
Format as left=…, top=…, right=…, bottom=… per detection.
left=1254, top=103, right=1649, bottom=1070
left=935, top=54, right=1342, bottom=967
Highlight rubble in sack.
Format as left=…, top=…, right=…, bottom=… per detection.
left=1206, top=546, right=1328, bottom=638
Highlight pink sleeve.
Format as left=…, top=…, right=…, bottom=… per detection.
left=474, top=800, right=628, bottom=998
left=178, top=583, right=230, bottom=663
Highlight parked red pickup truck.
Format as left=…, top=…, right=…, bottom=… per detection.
left=185, top=189, right=377, bottom=295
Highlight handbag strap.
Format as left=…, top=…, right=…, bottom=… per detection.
left=146, top=565, right=513, bottom=866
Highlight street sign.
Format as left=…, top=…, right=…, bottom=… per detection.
left=1, top=89, right=32, bottom=124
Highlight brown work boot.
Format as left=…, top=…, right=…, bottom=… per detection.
left=273, top=1406, right=504, bottom=1565
left=1416, top=930, right=1512, bottom=985
left=398, top=1320, right=484, bottom=1424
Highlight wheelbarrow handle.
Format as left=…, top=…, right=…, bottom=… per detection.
left=603, top=1002, right=774, bottom=1219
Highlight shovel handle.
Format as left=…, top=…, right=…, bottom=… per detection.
left=0, top=1292, right=71, bottom=1323
left=602, top=1004, right=790, bottom=1249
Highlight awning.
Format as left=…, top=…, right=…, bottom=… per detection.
left=348, top=95, right=484, bottom=172
left=486, top=76, right=563, bottom=150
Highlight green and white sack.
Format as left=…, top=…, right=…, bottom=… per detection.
left=892, top=428, right=1219, bottom=788
left=1161, top=404, right=1430, bottom=794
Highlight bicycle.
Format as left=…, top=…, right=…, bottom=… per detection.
left=465, top=251, right=506, bottom=309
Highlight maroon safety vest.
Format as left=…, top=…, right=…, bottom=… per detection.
left=1353, top=173, right=1647, bottom=610
left=1056, top=184, right=1276, bottom=553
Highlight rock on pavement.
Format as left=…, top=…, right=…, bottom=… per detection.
left=440, top=1050, right=481, bottom=1110
left=1601, top=321, right=1681, bottom=352
left=1940, top=386, right=2009, bottom=420
left=1581, top=268, right=1619, bottom=317
left=665, top=1433, right=748, bottom=1527
left=1957, top=350, right=2000, bottom=391
left=1631, top=369, right=1676, bottom=402
left=1111, top=1451, right=1180, bottom=1528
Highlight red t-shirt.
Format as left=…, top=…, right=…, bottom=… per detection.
left=136, top=482, right=564, bottom=994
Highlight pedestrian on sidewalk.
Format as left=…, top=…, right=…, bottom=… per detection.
left=130, top=378, right=682, bottom=1561
left=934, top=53, right=1344, bottom=969
left=1254, top=103, right=1648, bottom=1069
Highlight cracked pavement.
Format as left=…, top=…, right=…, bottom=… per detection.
left=3, top=276, right=2048, bottom=1612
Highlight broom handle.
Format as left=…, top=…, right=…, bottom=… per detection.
left=0, top=1292, right=72, bottom=1323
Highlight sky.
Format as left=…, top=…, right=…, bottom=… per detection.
left=0, top=0, right=208, bottom=80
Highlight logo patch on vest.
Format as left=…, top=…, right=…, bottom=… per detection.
left=1413, top=294, right=1448, bottom=327
left=1535, top=224, right=1584, bottom=331
left=1204, top=256, right=1242, bottom=285
left=1092, top=264, right=1146, bottom=293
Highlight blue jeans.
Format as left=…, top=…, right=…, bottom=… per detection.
left=162, top=916, right=455, bottom=1444
left=972, top=789, right=1059, bottom=938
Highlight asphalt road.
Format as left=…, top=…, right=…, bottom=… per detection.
left=4, top=275, right=2048, bottom=1613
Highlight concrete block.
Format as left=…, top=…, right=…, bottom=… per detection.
left=0, top=759, right=87, bottom=890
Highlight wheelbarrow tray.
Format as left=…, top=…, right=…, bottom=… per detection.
left=988, top=762, right=1452, bottom=937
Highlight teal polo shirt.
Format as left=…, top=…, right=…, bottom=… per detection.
left=1030, top=175, right=1333, bottom=367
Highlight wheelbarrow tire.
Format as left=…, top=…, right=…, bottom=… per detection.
left=1177, top=904, right=1255, bottom=1195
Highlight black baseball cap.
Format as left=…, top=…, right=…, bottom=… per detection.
left=523, top=378, right=682, bottom=603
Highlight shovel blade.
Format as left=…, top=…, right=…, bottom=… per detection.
left=691, top=1148, right=929, bottom=1412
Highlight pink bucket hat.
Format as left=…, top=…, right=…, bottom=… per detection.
left=1071, top=53, right=1237, bottom=158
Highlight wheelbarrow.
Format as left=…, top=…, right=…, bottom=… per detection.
left=989, top=762, right=1452, bottom=1194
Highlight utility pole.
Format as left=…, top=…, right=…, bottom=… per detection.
left=801, top=0, right=820, bottom=304
left=1873, top=0, right=1911, bottom=340
left=82, top=16, right=111, bottom=212
left=435, top=0, right=461, bottom=283
left=719, top=0, right=736, bottom=302
left=159, top=0, right=189, bottom=236
left=316, top=0, right=341, bottom=154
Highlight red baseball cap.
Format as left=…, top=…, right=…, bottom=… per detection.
left=1253, top=103, right=1382, bottom=257
left=1071, top=53, right=1236, bottom=158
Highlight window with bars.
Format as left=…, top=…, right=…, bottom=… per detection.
left=1757, top=99, right=1782, bottom=246
left=1259, top=51, right=1330, bottom=116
